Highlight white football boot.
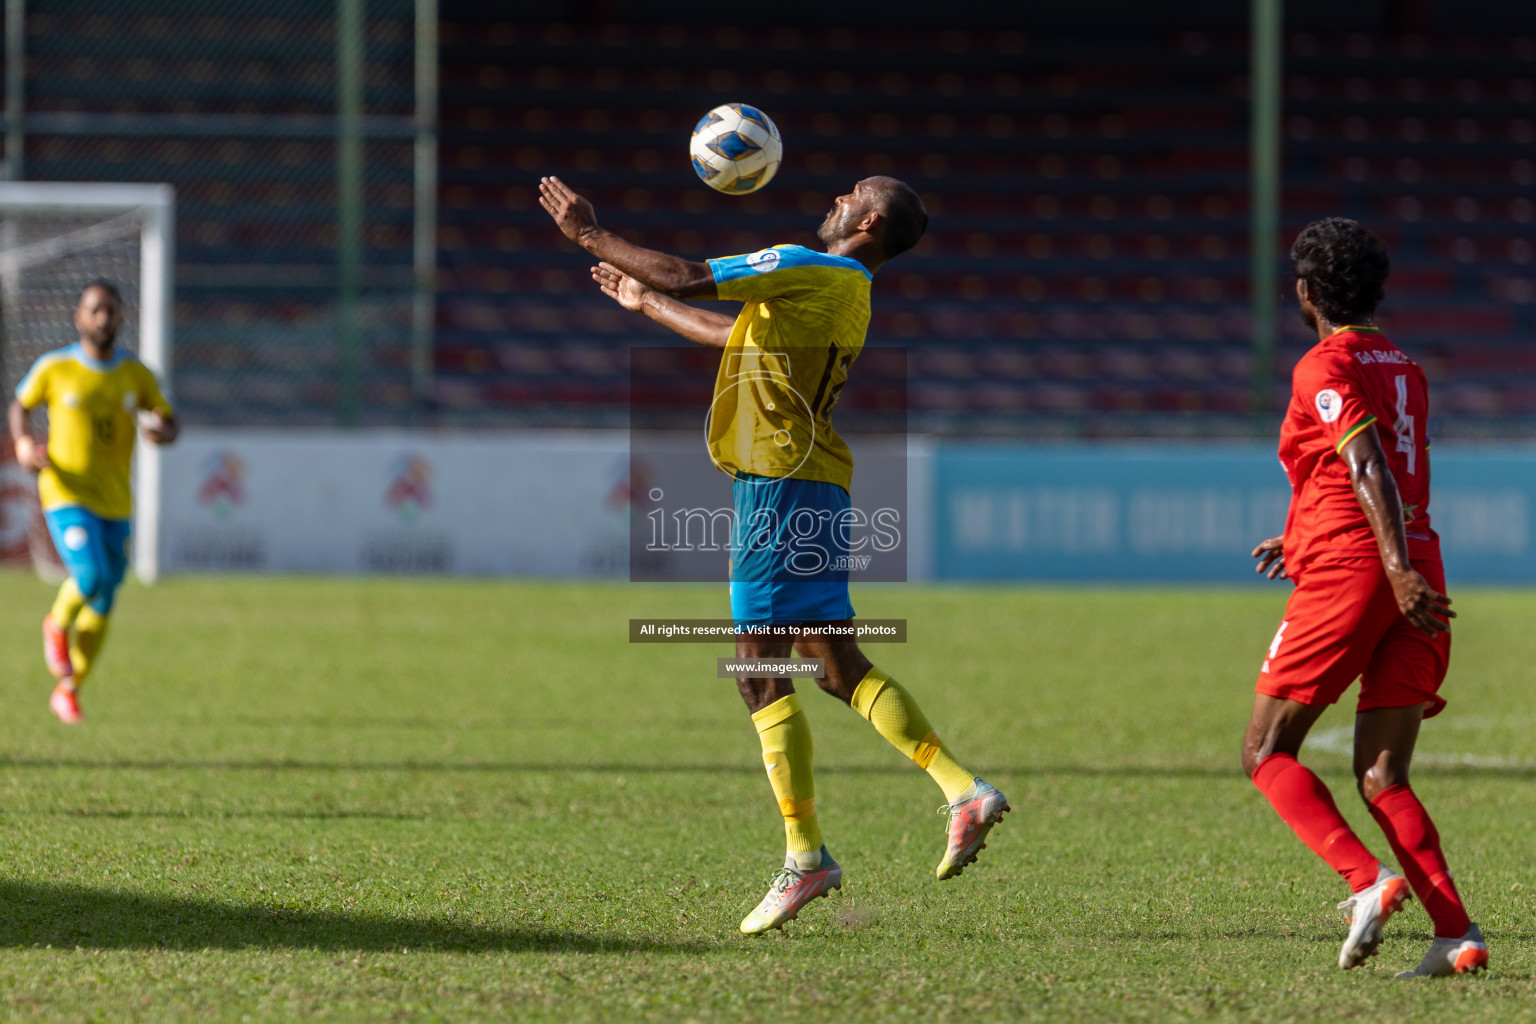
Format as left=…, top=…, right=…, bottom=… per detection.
left=1337, top=864, right=1412, bottom=969
left=1396, top=923, right=1489, bottom=978
left=739, top=847, right=842, bottom=934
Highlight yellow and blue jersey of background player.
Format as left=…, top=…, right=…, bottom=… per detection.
left=706, top=244, right=871, bottom=491
left=14, top=343, right=173, bottom=520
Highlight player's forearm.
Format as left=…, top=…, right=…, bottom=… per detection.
left=7, top=399, right=31, bottom=442
left=638, top=291, right=734, bottom=348
left=1349, top=451, right=1413, bottom=575
left=575, top=228, right=716, bottom=299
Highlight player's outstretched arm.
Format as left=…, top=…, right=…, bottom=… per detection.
left=1340, top=428, right=1453, bottom=636
left=539, top=176, right=717, bottom=300
left=6, top=398, right=47, bottom=471
left=592, top=262, right=732, bottom=349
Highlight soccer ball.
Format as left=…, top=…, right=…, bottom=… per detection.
left=689, top=103, right=783, bottom=195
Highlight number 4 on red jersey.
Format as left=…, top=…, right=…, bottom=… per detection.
left=1277, top=325, right=1439, bottom=576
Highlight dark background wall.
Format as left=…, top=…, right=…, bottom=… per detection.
left=458, top=0, right=1535, bottom=33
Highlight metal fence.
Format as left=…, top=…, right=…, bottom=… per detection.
left=1, top=0, right=436, bottom=427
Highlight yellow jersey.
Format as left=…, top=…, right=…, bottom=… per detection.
left=14, top=344, right=173, bottom=519
left=706, top=244, right=872, bottom=491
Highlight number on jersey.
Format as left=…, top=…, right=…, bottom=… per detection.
left=1393, top=375, right=1416, bottom=475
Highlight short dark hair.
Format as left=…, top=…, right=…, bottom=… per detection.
left=1290, top=218, right=1390, bottom=325
left=80, top=279, right=123, bottom=305
left=873, top=178, right=928, bottom=260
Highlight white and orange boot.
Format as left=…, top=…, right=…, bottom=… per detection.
left=1396, top=924, right=1489, bottom=978
left=43, top=615, right=73, bottom=680
left=1337, top=864, right=1412, bottom=968
left=739, top=847, right=842, bottom=934
left=936, top=778, right=1010, bottom=880
left=49, top=682, right=82, bottom=724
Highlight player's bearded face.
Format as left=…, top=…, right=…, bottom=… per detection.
left=817, top=192, right=861, bottom=246
left=75, top=291, right=122, bottom=346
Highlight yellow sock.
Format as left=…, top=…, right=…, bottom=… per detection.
left=751, top=693, right=824, bottom=865
left=850, top=667, right=977, bottom=803
left=69, top=607, right=110, bottom=686
left=49, top=579, right=87, bottom=630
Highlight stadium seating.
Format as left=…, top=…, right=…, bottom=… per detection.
left=426, top=22, right=1533, bottom=437
left=15, top=10, right=1534, bottom=435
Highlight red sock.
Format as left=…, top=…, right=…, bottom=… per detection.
left=1252, top=753, right=1381, bottom=892
left=1368, top=784, right=1471, bottom=939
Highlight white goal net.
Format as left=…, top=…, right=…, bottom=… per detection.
left=0, top=183, right=175, bottom=582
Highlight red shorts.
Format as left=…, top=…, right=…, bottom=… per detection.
left=1255, top=558, right=1450, bottom=718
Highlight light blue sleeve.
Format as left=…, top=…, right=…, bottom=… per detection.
left=708, top=245, right=870, bottom=301
left=14, top=353, right=58, bottom=405
left=709, top=245, right=871, bottom=283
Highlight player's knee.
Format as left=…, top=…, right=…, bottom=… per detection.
left=72, top=563, right=106, bottom=600
left=1239, top=727, right=1273, bottom=779
left=1356, top=759, right=1407, bottom=802
left=813, top=673, right=855, bottom=705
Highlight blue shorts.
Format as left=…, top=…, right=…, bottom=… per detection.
left=44, top=507, right=130, bottom=614
left=729, top=474, right=856, bottom=627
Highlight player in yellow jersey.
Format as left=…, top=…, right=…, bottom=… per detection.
left=7, top=280, right=178, bottom=723
left=539, top=174, right=1009, bottom=933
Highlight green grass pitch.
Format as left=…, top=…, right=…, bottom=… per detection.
left=2, top=573, right=1535, bottom=1021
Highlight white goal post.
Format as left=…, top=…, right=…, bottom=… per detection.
left=0, top=182, right=175, bottom=583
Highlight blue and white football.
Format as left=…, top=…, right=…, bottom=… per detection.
left=689, top=103, right=783, bottom=194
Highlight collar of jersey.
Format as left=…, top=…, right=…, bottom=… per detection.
left=65, top=342, right=127, bottom=371
left=1325, top=324, right=1381, bottom=338
left=779, top=244, right=874, bottom=281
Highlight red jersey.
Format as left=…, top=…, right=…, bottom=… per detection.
left=1278, top=325, right=1439, bottom=576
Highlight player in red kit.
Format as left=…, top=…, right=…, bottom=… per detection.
left=1241, top=218, right=1487, bottom=978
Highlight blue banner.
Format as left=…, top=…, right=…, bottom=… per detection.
left=932, top=444, right=1536, bottom=583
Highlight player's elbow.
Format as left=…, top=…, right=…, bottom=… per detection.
left=1348, top=453, right=1391, bottom=492
left=6, top=399, right=27, bottom=436
left=659, top=263, right=716, bottom=300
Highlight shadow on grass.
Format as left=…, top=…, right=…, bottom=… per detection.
left=55, top=809, right=444, bottom=821
left=1, top=757, right=1533, bottom=780
left=0, top=880, right=710, bottom=954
